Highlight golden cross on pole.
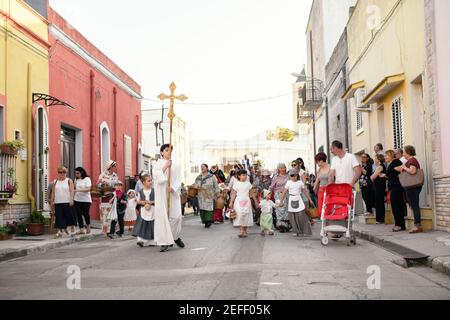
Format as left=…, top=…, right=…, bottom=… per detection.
left=158, top=82, right=188, bottom=217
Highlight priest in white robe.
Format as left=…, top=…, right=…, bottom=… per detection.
left=153, top=144, right=185, bottom=252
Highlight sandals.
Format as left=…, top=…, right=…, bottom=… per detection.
left=409, top=227, right=423, bottom=234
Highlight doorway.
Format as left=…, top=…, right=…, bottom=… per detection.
left=35, top=107, right=49, bottom=211
left=60, top=126, right=76, bottom=180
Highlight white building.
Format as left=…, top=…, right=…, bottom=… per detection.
left=189, top=131, right=307, bottom=184
left=141, top=107, right=191, bottom=183
left=304, top=0, right=357, bottom=158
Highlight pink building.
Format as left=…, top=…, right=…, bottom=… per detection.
left=424, top=0, right=450, bottom=232
left=45, top=8, right=142, bottom=221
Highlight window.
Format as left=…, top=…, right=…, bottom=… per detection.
left=356, top=111, right=363, bottom=132
left=392, top=97, right=404, bottom=149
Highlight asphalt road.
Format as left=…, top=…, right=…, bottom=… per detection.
left=1, top=215, right=449, bottom=300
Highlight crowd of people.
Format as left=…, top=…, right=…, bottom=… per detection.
left=358, top=144, right=424, bottom=234
left=47, top=139, right=425, bottom=250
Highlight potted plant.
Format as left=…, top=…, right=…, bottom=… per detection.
left=0, top=226, right=14, bottom=241
left=26, top=210, right=45, bottom=236
left=0, top=140, right=24, bottom=155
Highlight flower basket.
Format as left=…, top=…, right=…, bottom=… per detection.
left=0, top=192, right=14, bottom=200
left=0, top=144, right=18, bottom=155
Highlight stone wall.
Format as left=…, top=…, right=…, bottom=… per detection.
left=0, top=203, right=32, bottom=225
left=435, top=176, right=450, bottom=232
left=424, top=0, right=449, bottom=233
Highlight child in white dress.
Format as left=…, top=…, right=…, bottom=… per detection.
left=259, top=190, right=275, bottom=236
left=124, top=190, right=138, bottom=231
left=229, top=170, right=254, bottom=238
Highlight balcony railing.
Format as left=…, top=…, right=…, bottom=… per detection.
left=0, top=152, right=17, bottom=199
left=301, top=79, right=324, bottom=111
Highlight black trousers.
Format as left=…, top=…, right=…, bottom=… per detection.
left=361, top=186, right=374, bottom=213
left=74, top=201, right=91, bottom=228
left=110, top=211, right=125, bottom=235
left=374, top=187, right=386, bottom=223
left=390, top=188, right=406, bottom=229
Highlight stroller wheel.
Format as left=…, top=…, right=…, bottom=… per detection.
left=351, top=236, right=357, bottom=245
left=321, top=237, right=329, bottom=246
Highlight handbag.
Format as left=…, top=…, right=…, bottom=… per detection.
left=399, top=169, right=424, bottom=189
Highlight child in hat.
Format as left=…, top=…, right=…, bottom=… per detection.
left=124, top=190, right=138, bottom=231
left=259, top=190, right=276, bottom=236
left=107, top=180, right=127, bottom=239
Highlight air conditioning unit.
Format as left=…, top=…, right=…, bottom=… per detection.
left=354, top=88, right=372, bottom=112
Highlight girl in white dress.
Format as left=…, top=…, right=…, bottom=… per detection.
left=124, top=190, right=138, bottom=231
left=229, top=170, right=254, bottom=238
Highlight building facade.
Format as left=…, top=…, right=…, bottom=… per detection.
left=47, top=8, right=142, bottom=221
left=304, top=0, right=357, bottom=160
left=324, top=30, right=352, bottom=151
left=423, top=0, right=450, bottom=232
left=0, top=0, right=49, bottom=224
left=344, top=0, right=434, bottom=230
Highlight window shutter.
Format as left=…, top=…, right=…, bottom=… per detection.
left=356, top=111, right=363, bottom=131
left=124, top=135, right=132, bottom=177
left=392, top=97, right=404, bottom=149
left=43, top=113, right=50, bottom=211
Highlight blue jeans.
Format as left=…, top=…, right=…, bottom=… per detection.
left=406, top=187, right=422, bottom=226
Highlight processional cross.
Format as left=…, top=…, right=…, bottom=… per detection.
left=158, top=82, right=188, bottom=217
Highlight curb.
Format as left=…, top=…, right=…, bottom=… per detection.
left=354, top=229, right=450, bottom=276
left=0, top=233, right=104, bottom=263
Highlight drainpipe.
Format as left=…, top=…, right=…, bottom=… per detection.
left=27, top=63, right=35, bottom=210
left=325, top=96, right=330, bottom=159
left=113, top=87, right=118, bottom=161
left=89, top=71, right=95, bottom=178
left=342, top=65, right=350, bottom=151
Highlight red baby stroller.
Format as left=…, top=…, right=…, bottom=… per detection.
left=320, top=184, right=357, bottom=246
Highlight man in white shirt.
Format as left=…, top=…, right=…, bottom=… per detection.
left=329, top=141, right=362, bottom=186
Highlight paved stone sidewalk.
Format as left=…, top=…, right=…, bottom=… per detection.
left=0, top=229, right=104, bottom=262
left=353, top=222, right=450, bottom=276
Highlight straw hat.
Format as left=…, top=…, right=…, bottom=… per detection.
left=114, top=180, right=123, bottom=186
left=105, top=160, right=117, bottom=170
left=262, top=169, right=271, bottom=176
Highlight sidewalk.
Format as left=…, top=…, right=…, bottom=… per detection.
left=0, top=229, right=104, bottom=262
left=353, top=221, right=450, bottom=276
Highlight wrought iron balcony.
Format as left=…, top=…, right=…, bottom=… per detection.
left=0, top=152, right=17, bottom=199
left=301, top=78, right=324, bottom=111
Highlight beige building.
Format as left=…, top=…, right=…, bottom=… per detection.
left=343, top=0, right=434, bottom=230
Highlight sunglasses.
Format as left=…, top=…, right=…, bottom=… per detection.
left=290, top=174, right=297, bottom=177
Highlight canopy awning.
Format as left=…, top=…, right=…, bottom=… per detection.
left=362, top=74, right=405, bottom=105
left=342, top=81, right=365, bottom=100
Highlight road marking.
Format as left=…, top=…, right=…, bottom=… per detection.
left=260, top=282, right=283, bottom=286
left=191, top=248, right=208, bottom=251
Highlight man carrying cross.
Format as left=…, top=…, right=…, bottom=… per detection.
left=153, top=144, right=185, bottom=252
left=153, top=82, right=188, bottom=253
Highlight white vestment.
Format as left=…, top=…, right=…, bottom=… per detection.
left=153, top=159, right=183, bottom=246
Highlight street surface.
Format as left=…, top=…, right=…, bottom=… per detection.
left=1, top=216, right=449, bottom=300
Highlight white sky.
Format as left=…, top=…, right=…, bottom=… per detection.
left=49, top=0, right=312, bottom=140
